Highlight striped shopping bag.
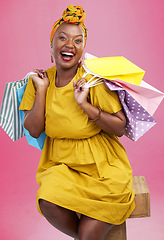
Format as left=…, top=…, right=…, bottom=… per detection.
left=0, top=76, right=29, bottom=141
left=16, top=84, right=46, bottom=150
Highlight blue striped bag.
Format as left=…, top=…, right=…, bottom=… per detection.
left=16, top=83, right=46, bottom=150
left=0, top=73, right=46, bottom=149
left=0, top=77, right=28, bottom=141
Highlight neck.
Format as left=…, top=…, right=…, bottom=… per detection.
left=55, top=64, right=79, bottom=87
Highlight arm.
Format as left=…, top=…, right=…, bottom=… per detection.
left=73, top=79, right=126, bottom=137
left=23, top=70, right=49, bottom=138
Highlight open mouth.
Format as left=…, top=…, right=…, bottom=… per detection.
left=60, top=52, right=75, bottom=61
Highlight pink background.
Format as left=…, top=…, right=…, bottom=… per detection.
left=0, top=0, right=164, bottom=239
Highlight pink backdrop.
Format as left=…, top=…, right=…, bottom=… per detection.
left=0, top=0, right=164, bottom=239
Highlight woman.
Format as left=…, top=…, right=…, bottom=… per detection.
left=20, top=5, right=135, bottom=240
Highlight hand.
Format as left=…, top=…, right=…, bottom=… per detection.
left=31, top=69, right=49, bottom=90
left=73, top=78, right=90, bottom=108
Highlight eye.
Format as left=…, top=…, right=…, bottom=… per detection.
left=59, top=36, right=66, bottom=41
left=75, top=39, right=82, bottom=43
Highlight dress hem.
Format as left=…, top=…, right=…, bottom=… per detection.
left=36, top=193, right=136, bottom=225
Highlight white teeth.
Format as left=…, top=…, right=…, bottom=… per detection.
left=62, top=52, right=74, bottom=56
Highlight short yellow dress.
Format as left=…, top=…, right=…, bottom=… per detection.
left=19, top=65, right=135, bottom=225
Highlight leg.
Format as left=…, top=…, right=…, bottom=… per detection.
left=78, top=215, right=113, bottom=240
left=39, top=199, right=80, bottom=238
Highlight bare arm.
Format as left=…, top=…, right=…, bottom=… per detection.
left=73, top=79, right=126, bottom=137
left=23, top=70, right=49, bottom=138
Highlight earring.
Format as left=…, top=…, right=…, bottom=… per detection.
left=78, top=57, right=83, bottom=67
left=50, top=52, right=54, bottom=63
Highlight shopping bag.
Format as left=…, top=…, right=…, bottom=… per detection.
left=84, top=53, right=164, bottom=116
left=104, top=80, right=156, bottom=141
left=83, top=73, right=156, bottom=141
left=84, top=53, right=145, bottom=86
left=82, top=53, right=164, bottom=141
left=0, top=72, right=46, bottom=149
left=0, top=78, right=28, bottom=141
left=16, top=84, right=46, bottom=150
left=102, top=77, right=164, bottom=116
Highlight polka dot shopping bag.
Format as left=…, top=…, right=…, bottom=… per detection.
left=83, top=53, right=164, bottom=141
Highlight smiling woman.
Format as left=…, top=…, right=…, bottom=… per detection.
left=52, top=23, right=85, bottom=75
left=19, top=4, right=135, bottom=240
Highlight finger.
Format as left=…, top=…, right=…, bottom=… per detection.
left=73, top=80, right=78, bottom=92
left=77, top=81, right=86, bottom=91
left=34, top=69, right=46, bottom=74
left=73, top=80, right=77, bottom=87
left=34, top=69, right=44, bottom=72
left=77, top=78, right=87, bottom=88
left=33, top=69, right=44, bottom=79
left=38, top=73, right=43, bottom=79
left=76, top=82, right=82, bottom=91
left=77, top=78, right=86, bottom=84
left=42, top=71, right=47, bottom=78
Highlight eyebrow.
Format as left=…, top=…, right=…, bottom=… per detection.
left=59, top=31, right=83, bottom=37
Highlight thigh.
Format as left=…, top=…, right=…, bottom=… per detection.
left=78, top=214, right=113, bottom=240
left=39, top=199, right=79, bottom=238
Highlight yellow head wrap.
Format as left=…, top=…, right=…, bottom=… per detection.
left=50, top=5, right=87, bottom=46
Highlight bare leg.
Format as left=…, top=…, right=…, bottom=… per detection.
left=39, top=199, right=79, bottom=238
left=78, top=215, right=113, bottom=240
left=39, top=199, right=113, bottom=240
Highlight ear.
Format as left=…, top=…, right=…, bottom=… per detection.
left=50, top=51, right=54, bottom=63
left=78, top=57, right=84, bottom=67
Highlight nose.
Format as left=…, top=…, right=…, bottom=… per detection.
left=65, top=39, right=74, bottom=49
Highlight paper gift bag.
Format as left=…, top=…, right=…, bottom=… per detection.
left=84, top=53, right=145, bottom=86
left=0, top=78, right=28, bottom=141
left=104, top=80, right=157, bottom=141
left=83, top=72, right=156, bottom=141
left=84, top=53, right=164, bottom=116
left=102, top=77, right=164, bottom=116
left=82, top=54, right=161, bottom=141
left=16, top=84, right=46, bottom=150
left=0, top=72, right=46, bottom=150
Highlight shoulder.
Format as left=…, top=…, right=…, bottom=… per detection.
left=45, top=65, right=56, bottom=82
left=92, top=81, right=120, bottom=99
left=77, top=66, right=95, bottom=82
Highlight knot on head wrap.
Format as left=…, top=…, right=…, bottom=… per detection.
left=50, top=5, right=87, bottom=46
left=62, top=5, right=85, bottom=23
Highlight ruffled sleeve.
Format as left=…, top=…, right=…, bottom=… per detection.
left=19, top=77, right=36, bottom=111
left=89, top=82, right=122, bottom=114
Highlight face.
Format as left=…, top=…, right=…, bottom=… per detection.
left=51, top=23, right=85, bottom=70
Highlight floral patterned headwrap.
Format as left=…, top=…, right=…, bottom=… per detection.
left=50, top=5, right=87, bottom=46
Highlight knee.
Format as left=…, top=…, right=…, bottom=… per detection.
left=39, top=199, right=57, bottom=216
left=78, top=221, right=112, bottom=240
left=78, top=227, right=100, bottom=240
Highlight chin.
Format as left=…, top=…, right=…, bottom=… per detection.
left=59, top=61, right=79, bottom=70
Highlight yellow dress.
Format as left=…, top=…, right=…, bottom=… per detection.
left=19, top=65, right=135, bottom=225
